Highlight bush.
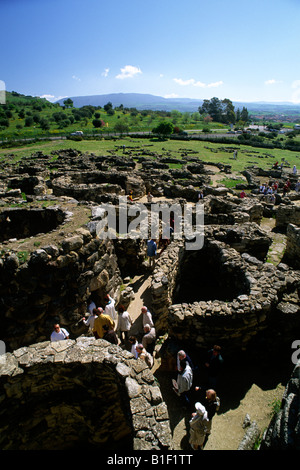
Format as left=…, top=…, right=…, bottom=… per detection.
left=152, top=121, right=174, bottom=136
left=92, top=119, right=105, bottom=128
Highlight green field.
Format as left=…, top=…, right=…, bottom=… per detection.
left=1, top=91, right=300, bottom=178
left=2, top=91, right=300, bottom=146
left=1, top=135, right=300, bottom=177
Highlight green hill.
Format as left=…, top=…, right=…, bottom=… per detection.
left=1, top=91, right=300, bottom=154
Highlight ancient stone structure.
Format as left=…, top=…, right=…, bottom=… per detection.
left=260, top=359, right=300, bottom=450
left=151, top=230, right=300, bottom=354
left=0, top=337, right=172, bottom=450
left=1, top=145, right=300, bottom=450
left=50, top=170, right=146, bottom=202
left=203, top=194, right=264, bottom=226
left=0, top=206, right=66, bottom=242
left=284, top=224, right=300, bottom=269
left=275, top=204, right=300, bottom=232
left=0, top=227, right=122, bottom=351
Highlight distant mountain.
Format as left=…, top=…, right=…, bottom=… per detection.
left=55, top=93, right=203, bottom=112
left=55, top=92, right=300, bottom=114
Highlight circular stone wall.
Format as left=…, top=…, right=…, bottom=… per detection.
left=0, top=337, right=172, bottom=451
left=0, top=207, right=66, bottom=242
left=150, top=235, right=300, bottom=352
left=173, top=239, right=250, bottom=304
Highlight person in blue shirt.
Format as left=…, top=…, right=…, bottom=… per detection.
left=147, top=238, right=157, bottom=268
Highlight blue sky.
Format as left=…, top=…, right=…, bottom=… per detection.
left=1, top=0, right=300, bottom=104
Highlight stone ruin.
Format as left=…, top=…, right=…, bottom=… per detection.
left=260, top=359, right=300, bottom=450
left=0, top=206, right=66, bottom=242
left=0, top=337, right=172, bottom=450
left=151, top=228, right=300, bottom=356
left=1, top=145, right=300, bottom=450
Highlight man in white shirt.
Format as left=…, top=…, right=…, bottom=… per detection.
left=142, top=324, right=156, bottom=353
left=173, top=359, right=193, bottom=406
left=141, top=306, right=154, bottom=328
left=104, top=294, right=117, bottom=324
left=50, top=323, right=69, bottom=342
left=117, top=305, right=133, bottom=344
left=82, top=308, right=98, bottom=333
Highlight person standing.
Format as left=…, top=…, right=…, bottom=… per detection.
left=189, top=402, right=209, bottom=450
left=204, top=389, right=220, bottom=438
left=136, top=343, right=154, bottom=369
left=142, top=323, right=156, bottom=353
left=87, top=298, right=96, bottom=315
left=50, top=323, right=69, bottom=342
left=141, top=306, right=154, bottom=328
left=204, top=345, right=224, bottom=389
left=172, top=359, right=193, bottom=406
left=128, top=335, right=139, bottom=358
left=104, top=294, right=117, bottom=325
left=128, top=190, right=133, bottom=203
left=177, top=350, right=194, bottom=373
left=102, top=324, right=118, bottom=345
left=147, top=191, right=153, bottom=203
left=117, top=305, right=132, bottom=344
left=147, top=239, right=157, bottom=268
left=82, top=308, right=98, bottom=333
left=93, top=307, right=115, bottom=339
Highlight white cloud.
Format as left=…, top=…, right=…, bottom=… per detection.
left=174, top=78, right=196, bottom=86
left=72, top=75, right=81, bottom=81
left=173, top=78, right=223, bottom=88
left=192, top=81, right=207, bottom=88
left=39, top=94, right=67, bottom=103
left=39, top=94, right=55, bottom=100
left=265, top=79, right=276, bottom=85
left=265, top=79, right=284, bottom=86
left=102, top=68, right=110, bottom=77
left=206, top=81, right=224, bottom=88
left=116, top=65, right=142, bottom=79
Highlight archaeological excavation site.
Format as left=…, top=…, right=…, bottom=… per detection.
left=0, top=141, right=300, bottom=451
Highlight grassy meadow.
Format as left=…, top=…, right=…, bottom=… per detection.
left=1, top=91, right=300, bottom=180
left=1, top=135, right=300, bottom=178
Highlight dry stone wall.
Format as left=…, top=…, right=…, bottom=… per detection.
left=0, top=206, right=66, bottom=242
left=151, top=231, right=300, bottom=355
left=0, top=337, right=172, bottom=450
left=260, top=359, right=300, bottom=450
left=284, top=224, right=300, bottom=269
left=0, top=227, right=122, bottom=351
left=275, top=204, right=300, bottom=231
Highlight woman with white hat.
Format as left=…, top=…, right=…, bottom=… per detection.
left=189, top=402, right=209, bottom=450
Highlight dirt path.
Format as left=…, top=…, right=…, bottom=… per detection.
left=154, top=369, right=284, bottom=450
left=126, top=273, right=152, bottom=336
left=125, top=270, right=289, bottom=451
left=260, top=217, right=287, bottom=265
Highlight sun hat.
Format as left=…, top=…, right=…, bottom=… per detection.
left=195, top=402, right=208, bottom=420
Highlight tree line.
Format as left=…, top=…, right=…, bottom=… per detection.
left=1, top=92, right=249, bottom=136
left=198, top=97, right=249, bottom=124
